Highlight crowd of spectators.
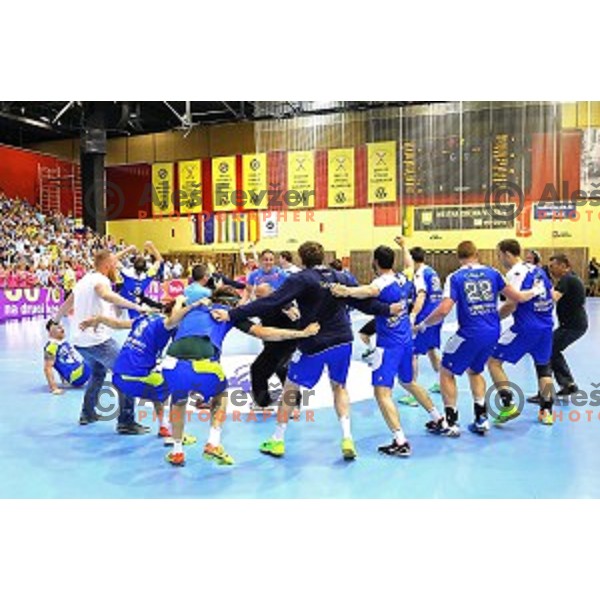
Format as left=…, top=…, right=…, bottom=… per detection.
left=0, top=193, right=125, bottom=290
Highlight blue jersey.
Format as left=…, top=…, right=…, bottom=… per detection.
left=113, top=314, right=173, bottom=376
left=44, top=339, right=86, bottom=382
left=372, top=272, right=415, bottom=348
left=506, top=262, right=554, bottom=333
left=247, top=267, right=288, bottom=290
left=173, top=304, right=234, bottom=358
left=413, top=264, right=442, bottom=322
left=119, top=266, right=157, bottom=303
left=444, top=264, right=506, bottom=338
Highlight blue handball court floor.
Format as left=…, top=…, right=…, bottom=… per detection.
left=1, top=301, right=599, bottom=499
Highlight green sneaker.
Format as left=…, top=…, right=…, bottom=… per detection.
left=428, top=383, right=441, bottom=394
left=493, top=403, right=521, bottom=425
left=341, top=438, right=357, bottom=461
left=203, top=443, right=235, bottom=465
left=398, top=395, right=419, bottom=407
left=259, top=438, right=285, bottom=457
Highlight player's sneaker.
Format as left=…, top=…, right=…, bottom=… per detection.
left=117, top=422, right=150, bottom=435
left=428, top=383, right=441, bottom=394
left=426, top=417, right=461, bottom=437
left=493, top=403, right=521, bottom=425
left=259, top=438, right=285, bottom=457
left=526, top=393, right=542, bottom=404
left=468, top=415, right=490, bottom=436
left=425, top=417, right=449, bottom=435
left=398, top=395, right=419, bottom=407
left=165, top=451, right=185, bottom=467
left=538, top=409, right=554, bottom=426
left=163, top=433, right=198, bottom=447
left=378, top=439, right=412, bottom=458
left=203, top=444, right=234, bottom=465
left=249, top=401, right=276, bottom=413
left=157, top=425, right=171, bottom=438
left=341, top=438, right=357, bottom=461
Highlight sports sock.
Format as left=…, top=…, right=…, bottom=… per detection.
left=159, top=411, right=169, bottom=429
left=445, top=406, right=459, bottom=426
left=428, top=407, right=442, bottom=422
left=273, top=422, right=287, bottom=441
left=173, top=440, right=183, bottom=454
left=207, top=426, right=222, bottom=447
left=499, top=389, right=514, bottom=408
left=473, top=397, right=487, bottom=419
left=339, top=415, right=352, bottom=439
left=393, top=428, right=407, bottom=445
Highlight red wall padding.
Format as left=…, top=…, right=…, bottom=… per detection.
left=0, top=143, right=75, bottom=213
left=105, top=163, right=152, bottom=220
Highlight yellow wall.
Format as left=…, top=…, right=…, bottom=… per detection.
left=107, top=205, right=600, bottom=261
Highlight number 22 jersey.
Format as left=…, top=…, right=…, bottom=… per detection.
left=443, top=263, right=506, bottom=338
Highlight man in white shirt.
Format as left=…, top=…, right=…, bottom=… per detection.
left=171, top=259, right=183, bottom=279
left=54, top=249, right=153, bottom=432
left=278, top=251, right=301, bottom=275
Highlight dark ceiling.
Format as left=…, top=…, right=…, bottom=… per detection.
left=0, top=101, right=441, bottom=146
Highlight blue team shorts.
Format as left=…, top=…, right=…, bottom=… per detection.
left=414, top=323, right=442, bottom=355
left=287, top=343, right=352, bottom=389
left=371, top=344, right=414, bottom=387
left=491, top=326, right=553, bottom=366
left=113, top=370, right=170, bottom=402
left=442, top=331, right=499, bottom=375
left=161, top=356, right=227, bottom=404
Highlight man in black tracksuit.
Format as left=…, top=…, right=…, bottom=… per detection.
left=250, top=283, right=300, bottom=408
left=528, top=253, right=588, bottom=402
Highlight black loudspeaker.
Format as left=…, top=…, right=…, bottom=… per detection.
left=81, top=128, right=107, bottom=154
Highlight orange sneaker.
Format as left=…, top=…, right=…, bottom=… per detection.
left=158, top=425, right=171, bottom=438
left=165, top=451, right=185, bottom=467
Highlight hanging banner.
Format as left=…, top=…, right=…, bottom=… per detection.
left=367, top=141, right=397, bottom=204
left=242, top=153, right=268, bottom=210
left=287, top=151, right=315, bottom=210
left=178, top=160, right=203, bottom=214
left=151, top=163, right=174, bottom=216
left=328, top=148, right=355, bottom=208
left=212, top=156, right=236, bottom=212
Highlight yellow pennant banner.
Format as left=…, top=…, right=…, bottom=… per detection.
left=367, top=141, right=397, bottom=204
left=151, top=163, right=175, bottom=216
left=212, top=156, right=236, bottom=212
left=328, top=148, right=355, bottom=208
left=178, top=160, right=203, bottom=214
left=242, top=153, right=268, bottom=210
left=287, top=150, right=315, bottom=210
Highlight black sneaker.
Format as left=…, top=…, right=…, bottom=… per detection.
left=79, top=413, right=98, bottom=425
left=526, top=393, right=542, bottom=404
left=557, top=384, right=578, bottom=397
left=425, top=417, right=447, bottom=434
left=116, top=422, right=151, bottom=435
left=377, top=439, right=412, bottom=457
